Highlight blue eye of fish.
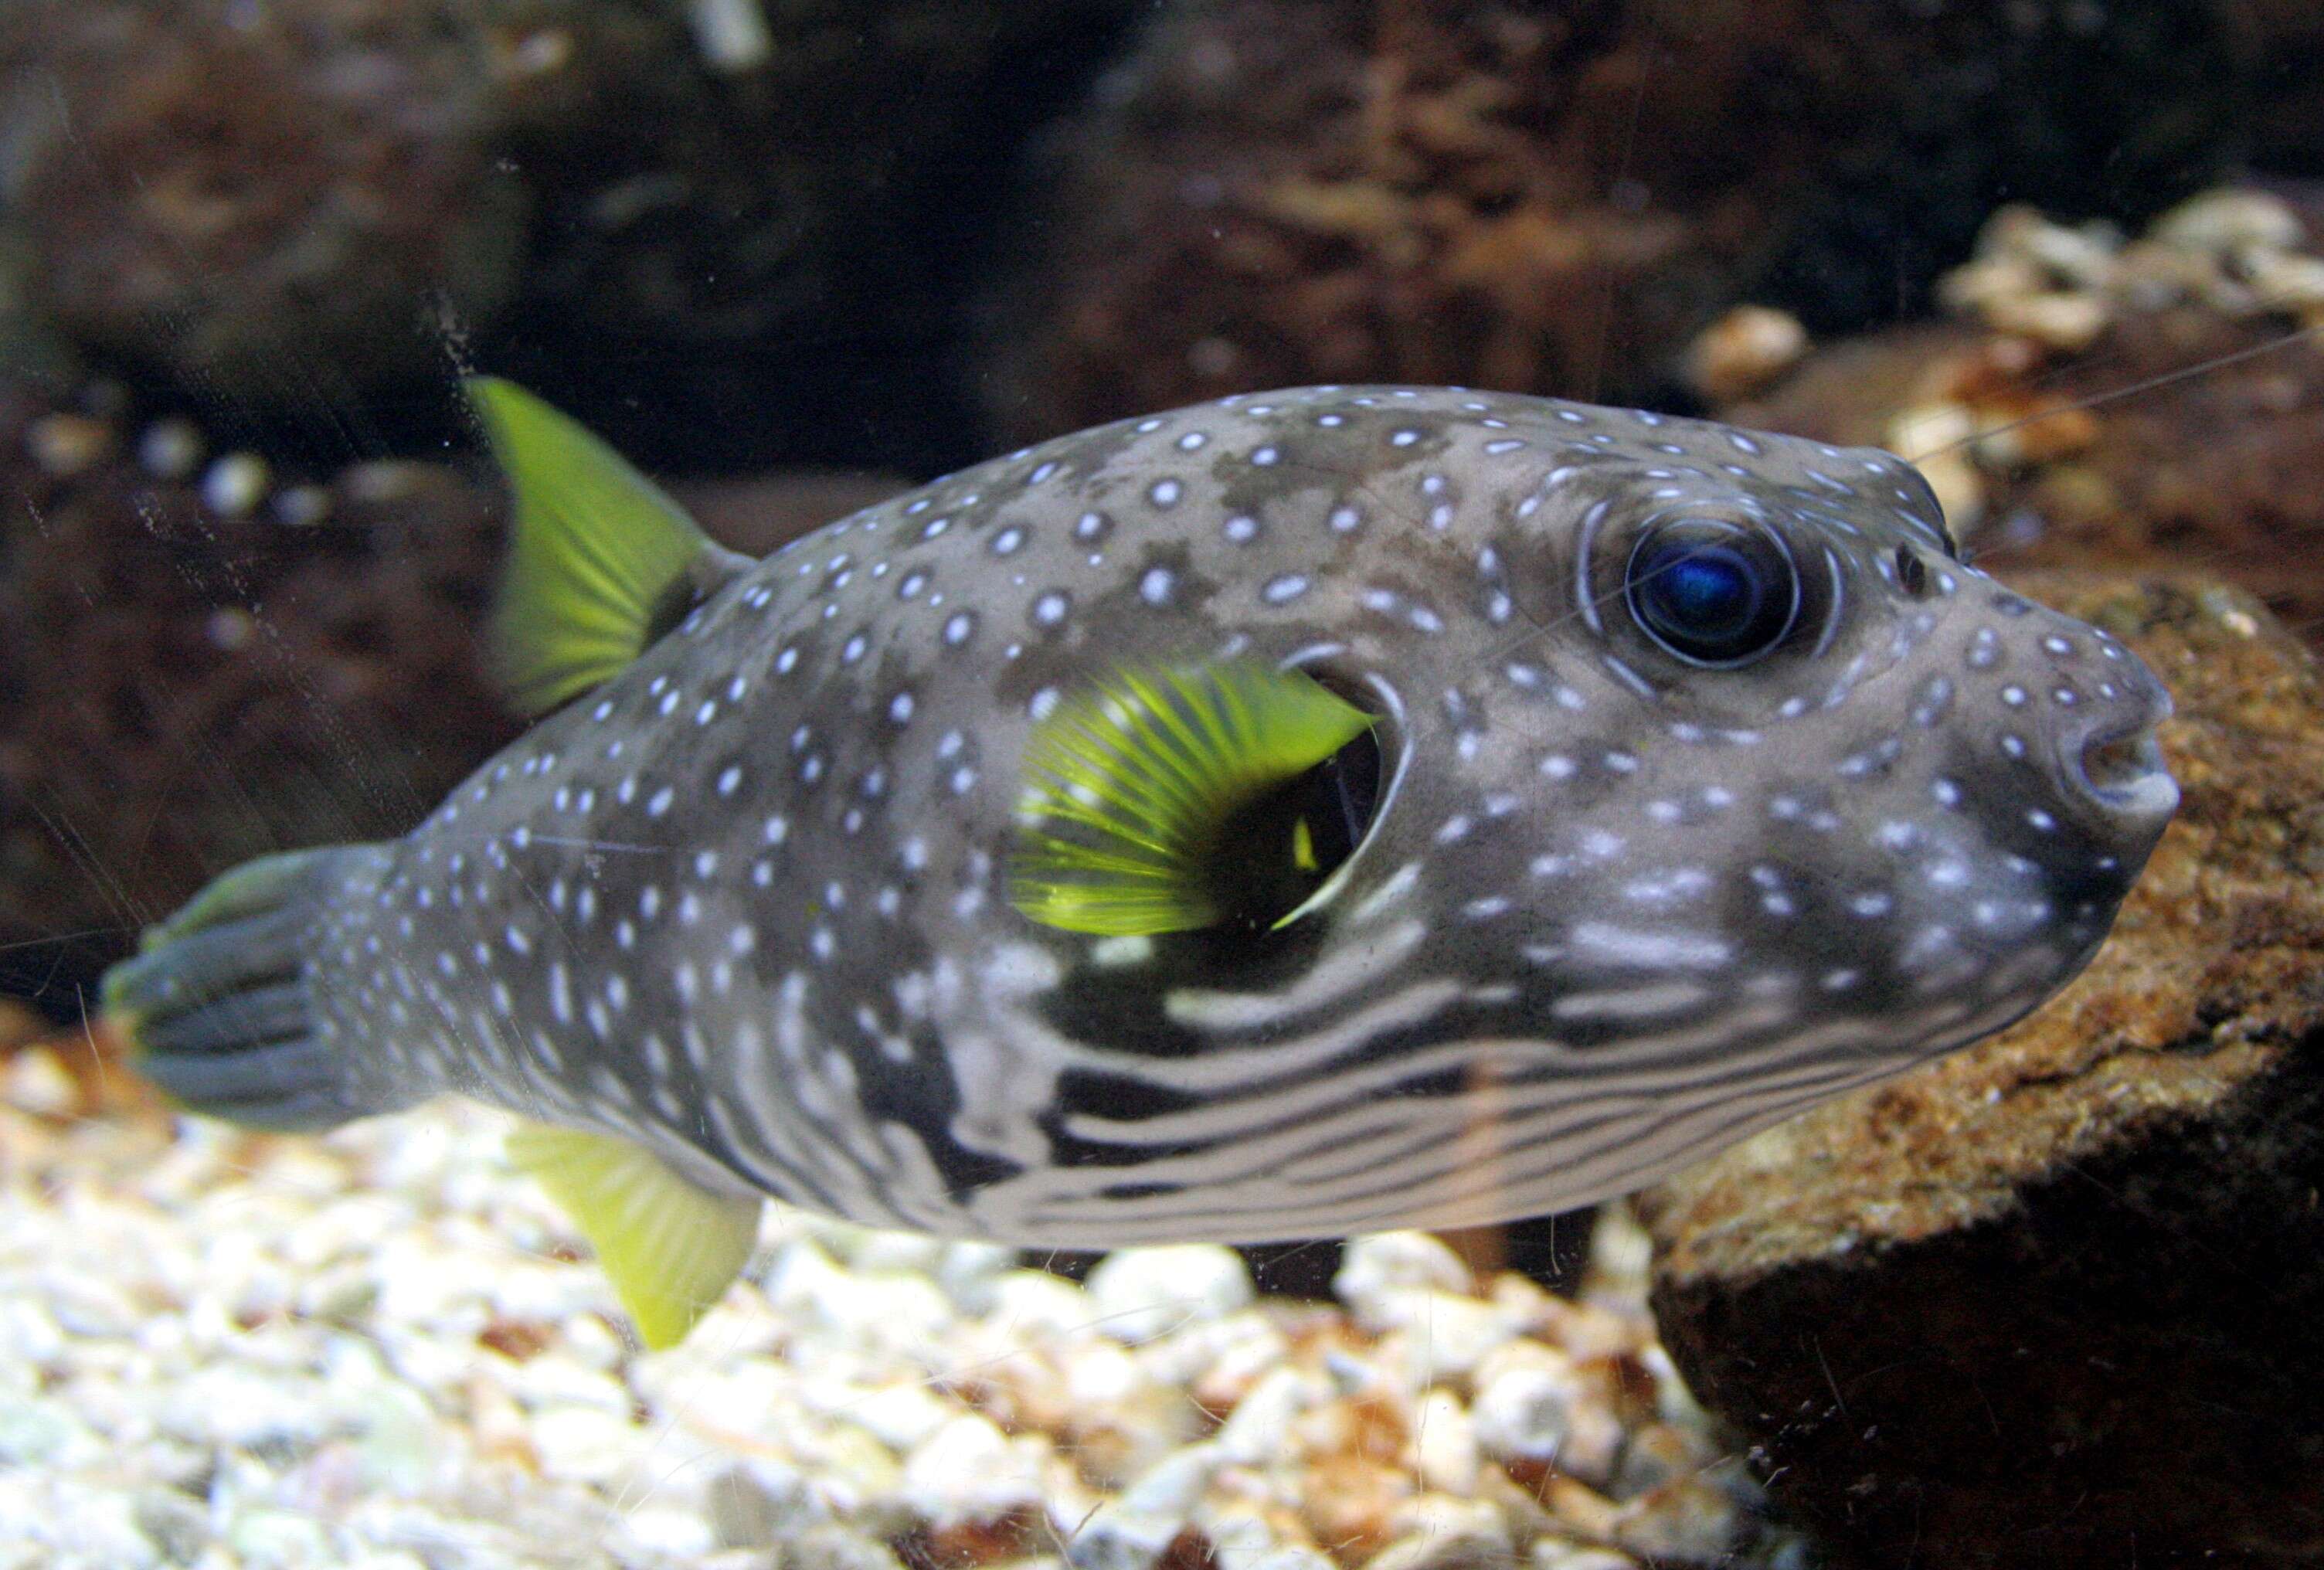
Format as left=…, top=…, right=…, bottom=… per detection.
left=1626, top=520, right=1799, bottom=666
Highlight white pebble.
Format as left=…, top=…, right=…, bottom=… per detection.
left=1212, top=1365, right=1325, bottom=1465
left=136, top=417, right=204, bottom=480
left=1069, top=1443, right=1220, bottom=1570
left=934, top=1239, right=1018, bottom=1314
left=26, top=413, right=113, bottom=476
left=902, top=1412, right=1048, bottom=1526
left=1471, top=1352, right=1626, bottom=1488
left=531, top=1402, right=647, bottom=1484
left=271, top=483, right=333, bottom=527
left=787, top=1524, right=915, bottom=1570
left=1334, top=1232, right=1473, bottom=1327
left=201, top=452, right=271, bottom=517
left=1410, top=1387, right=1482, bottom=1494
left=1086, top=1245, right=1254, bottom=1342
left=1362, top=1496, right=1512, bottom=1570
left=981, top=1269, right=1101, bottom=1337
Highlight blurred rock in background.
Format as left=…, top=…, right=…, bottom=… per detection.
left=0, top=0, right=1144, bottom=477
left=979, top=0, right=2306, bottom=446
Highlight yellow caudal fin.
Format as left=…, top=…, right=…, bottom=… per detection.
left=464, top=376, right=751, bottom=716
left=508, top=1122, right=763, bottom=1350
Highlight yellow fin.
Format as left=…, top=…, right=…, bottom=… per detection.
left=1009, top=660, right=1375, bottom=936
left=507, top=1121, right=762, bottom=1351
left=466, top=376, right=744, bottom=716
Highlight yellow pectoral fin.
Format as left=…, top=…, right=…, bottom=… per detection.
left=507, top=1122, right=763, bottom=1351
left=1007, top=659, right=1375, bottom=936
left=464, top=376, right=748, bottom=717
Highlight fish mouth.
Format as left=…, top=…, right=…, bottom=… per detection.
left=2060, top=704, right=2178, bottom=833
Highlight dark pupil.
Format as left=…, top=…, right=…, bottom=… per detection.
left=1633, top=534, right=1792, bottom=663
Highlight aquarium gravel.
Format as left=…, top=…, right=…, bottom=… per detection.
left=0, top=1043, right=1791, bottom=1570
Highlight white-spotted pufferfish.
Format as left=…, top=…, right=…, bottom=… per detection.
left=104, top=381, right=2179, bottom=1347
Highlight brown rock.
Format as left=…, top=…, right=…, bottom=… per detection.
left=0, top=0, right=1142, bottom=475
left=983, top=1, right=2296, bottom=447
left=1637, top=573, right=2324, bottom=1568
left=0, top=0, right=528, bottom=405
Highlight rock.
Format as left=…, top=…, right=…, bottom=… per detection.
left=526, top=1402, right=644, bottom=1486
left=1213, top=1366, right=1326, bottom=1466
left=903, top=1413, right=1051, bottom=1528
left=0, top=1, right=1140, bottom=474
left=1064, top=1443, right=1217, bottom=1570
left=707, top=1456, right=830, bottom=1549
left=1367, top=1292, right=1519, bottom=1381
left=983, top=1269, right=1106, bottom=1339
left=982, top=1, right=2305, bottom=445
left=1639, top=573, right=2324, bottom=1566
left=1334, top=1233, right=1474, bottom=1324
left=1607, top=1476, right=1741, bottom=1568
left=1683, top=307, right=1809, bottom=406
left=0, top=0, right=527, bottom=406
left=837, top=1382, right=960, bottom=1455
left=1364, top=1496, right=1511, bottom=1570
left=1406, top=1388, right=1480, bottom=1497
left=1468, top=1345, right=1626, bottom=1492
left=1527, top=1547, right=1636, bottom=1570
left=1086, top=1245, right=1255, bottom=1343
left=929, top=1239, right=1019, bottom=1317
left=1229, top=1551, right=1337, bottom=1570
left=788, top=1524, right=914, bottom=1570
left=1296, top=1453, right=1415, bottom=1566
left=0, top=1395, right=95, bottom=1467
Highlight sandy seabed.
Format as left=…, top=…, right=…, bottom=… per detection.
left=0, top=1042, right=1798, bottom=1570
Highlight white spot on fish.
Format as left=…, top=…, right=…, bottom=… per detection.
left=1572, top=923, right=1733, bottom=970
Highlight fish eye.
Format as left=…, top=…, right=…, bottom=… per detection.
left=1625, top=518, right=1799, bottom=667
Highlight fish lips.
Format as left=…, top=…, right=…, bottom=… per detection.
left=2054, top=688, right=2179, bottom=848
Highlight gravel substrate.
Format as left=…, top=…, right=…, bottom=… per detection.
left=0, top=1043, right=1802, bottom=1570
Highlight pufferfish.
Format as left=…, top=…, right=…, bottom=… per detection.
left=104, top=379, right=2178, bottom=1347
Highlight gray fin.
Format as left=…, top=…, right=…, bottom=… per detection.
left=103, top=846, right=388, bottom=1133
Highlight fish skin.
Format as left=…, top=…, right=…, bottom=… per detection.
left=286, top=386, right=2173, bottom=1245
